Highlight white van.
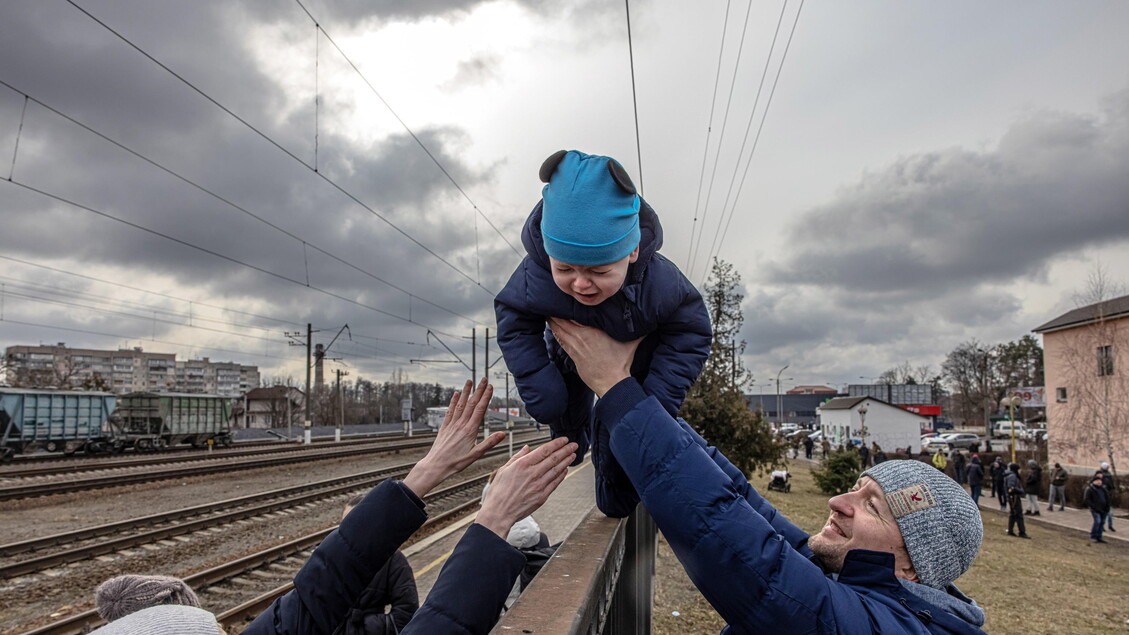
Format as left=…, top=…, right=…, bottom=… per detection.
left=992, top=421, right=1028, bottom=439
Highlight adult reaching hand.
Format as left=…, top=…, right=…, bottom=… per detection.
left=547, top=318, right=641, bottom=397
left=476, top=438, right=578, bottom=540
left=403, top=378, right=506, bottom=498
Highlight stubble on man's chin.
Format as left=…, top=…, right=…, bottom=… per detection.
left=807, top=537, right=843, bottom=575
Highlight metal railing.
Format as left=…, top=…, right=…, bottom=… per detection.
left=492, top=505, right=656, bottom=634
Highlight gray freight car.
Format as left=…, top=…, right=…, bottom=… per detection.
left=110, top=392, right=234, bottom=450
left=0, top=387, right=118, bottom=462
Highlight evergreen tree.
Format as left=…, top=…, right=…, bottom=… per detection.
left=680, top=259, right=786, bottom=476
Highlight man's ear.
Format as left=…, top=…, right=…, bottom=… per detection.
left=893, top=562, right=918, bottom=584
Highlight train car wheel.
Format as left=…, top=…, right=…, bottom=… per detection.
left=46, top=441, right=59, bottom=453
left=0, top=448, right=13, bottom=464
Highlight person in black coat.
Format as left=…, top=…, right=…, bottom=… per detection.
left=990, top=457, right=1007, bottom=510
left=338, top=495, right=419, bottom=634
left=1004, top=462, right=1030, bottom=538
left=1024, top=460, right=1043, bottom=516
left=1084, top=473, right=1112, bottom=543
left=966, top=455, right=984, bottom=506
left=952, top=451, right=967, bottom=485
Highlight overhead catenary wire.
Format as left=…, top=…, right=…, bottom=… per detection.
left=63, top=0, right=497, bottom=296
left=686, top=0, right=733, bottom=272
left=291, top=0, right=521, bottom=261
left=0, top=78, right=481, bottom=327
left=703, top=0, right=806, bottom=279
left=625, top=0, right=644, bottom=194
left=696, top=0, right=791, bottom=282
left=1, top=178, right=465, bottom=340
left=686, top=0, right=756, bottom=281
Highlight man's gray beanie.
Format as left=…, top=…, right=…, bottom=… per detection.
left=95, top=574, right=201, bottom=622
left=89, top=605, right=218, bottom=634
left=862, top=460, right=983, bottom=589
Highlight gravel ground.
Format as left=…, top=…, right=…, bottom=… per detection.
left=0, top=445, right=508, bottom=635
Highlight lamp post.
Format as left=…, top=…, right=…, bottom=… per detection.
left=775, top=365, right=790, bottom=427
left=495, top=370, right=514, bottom=456
left=858, top=404, right=869, bottom=454
left=1007, top=395, right=1021, bottom=464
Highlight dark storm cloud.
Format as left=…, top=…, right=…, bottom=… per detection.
left=765, top=90, right=1129, bottom=294
left=0, top=1, right=522, bottom=382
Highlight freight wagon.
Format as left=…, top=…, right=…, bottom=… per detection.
left=0, top=387, right=118, bottom=462
left=109, top=392, right=234, bottom=450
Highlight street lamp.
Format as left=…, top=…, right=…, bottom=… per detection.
left=775, top=365, right=790, bottom=426
left=858, top=404, right=869, bottom=453
left=495, top=370, right=515, bottom=456
left=1006, top=395, right=1022, bottom=463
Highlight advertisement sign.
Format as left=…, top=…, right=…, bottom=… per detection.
left=901, top=405, right=942, bottom=416
left=1008, top=387, right=1046, bottom=408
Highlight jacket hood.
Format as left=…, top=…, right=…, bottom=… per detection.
left=899, top=580, right=986, bottom=629
left=521, top=197, right=663, bottom=284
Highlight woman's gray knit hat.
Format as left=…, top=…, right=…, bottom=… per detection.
left=89, top=605, right=218, bottom=634
left=95, top=574, right=201, bottom=622
left=862, top=460, right=983, bottom=589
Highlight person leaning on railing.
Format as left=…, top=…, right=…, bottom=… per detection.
left=549, top=318, right=987, bottom=634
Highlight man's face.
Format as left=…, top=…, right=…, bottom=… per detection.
left=548, top=247, right=638, bottom=306
left=808, top=476, right=917, bottom=582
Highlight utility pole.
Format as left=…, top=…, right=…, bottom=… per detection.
left=305, top=323, right=312, bottom=445
left=335, top=368, right=348, bottom=443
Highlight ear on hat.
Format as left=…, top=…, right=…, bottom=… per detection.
left=607, top=159, right=637, bottom=195
left=540, top=150, right=568, bottom=183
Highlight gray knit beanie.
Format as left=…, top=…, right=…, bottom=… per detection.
left=862, top=460, right=983, bottom=589
left=95, top=574, right=202, bottom=622
left=89, top=604, right=219, bottom=634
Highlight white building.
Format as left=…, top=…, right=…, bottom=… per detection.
left=818, top=396, right=928, bottom=454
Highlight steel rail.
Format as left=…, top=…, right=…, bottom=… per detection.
left=20, top=474, right=492, bottom=635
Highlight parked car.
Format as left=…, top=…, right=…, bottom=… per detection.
left=922, top=432, right=981, bottom=454
left=992, top=421, right=1028, bottom=439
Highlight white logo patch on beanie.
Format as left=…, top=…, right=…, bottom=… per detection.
left=885, top=483, right=936, bottom=518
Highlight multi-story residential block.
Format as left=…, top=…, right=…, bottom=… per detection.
left=4, top=344, right=258, bottom=397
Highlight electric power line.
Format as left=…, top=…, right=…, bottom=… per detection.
left=64, top=0, right=497, bottom=296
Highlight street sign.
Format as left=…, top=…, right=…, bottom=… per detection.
left=401, top=398, right=413, bottom=422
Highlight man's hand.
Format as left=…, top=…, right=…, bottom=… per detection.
left=548, top=318, right=640, bottom=397
left=403, top=378, right=505, bottom=498
left=476, top=437, right=577, bottom=540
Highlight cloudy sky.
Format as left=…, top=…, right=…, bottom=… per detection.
left=1, top=0, right=1127, bottom=395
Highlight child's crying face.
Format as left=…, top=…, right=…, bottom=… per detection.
left=548, top=246, right=638, bottom=306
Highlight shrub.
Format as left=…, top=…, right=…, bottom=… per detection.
left=812, top=450, right=861, bottom=495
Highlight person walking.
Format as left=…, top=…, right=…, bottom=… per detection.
left=1024, top=459, right=1042, bottom=516
left=857, top=443, right=870, bottom=468
left=803, top=434, right=814, bottom=460
left=1004, top=462, right=1031, bottom=538
left=1099, top=462, right=1116, bottom=532
left=932, top=447, right=948, bottom=474
left=991, top=457, right=1007, bottom=510
left=952, top=450, right=967, bottom=485
left=1047, top=462, right=1068, bottom=512
left=967, top=455, right=984, bottom=506
left=1084, top=473, right=1111, bottom=543
left=820, top=437, right=830, bottom=459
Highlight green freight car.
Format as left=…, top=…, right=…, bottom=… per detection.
left=111, top=392, right=233, bottom=450
left=0, top=388, right=117, bottom=461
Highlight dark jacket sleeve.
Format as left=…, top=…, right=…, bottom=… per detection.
left=495, top=260, right=568, bottom=426
left=402, top=524, right=525, bottom=635
left=243, top=480, right=427, bottom=635
left=595, top=380, right=841, bottom=631
left=637, top=258, right=712, bottom=416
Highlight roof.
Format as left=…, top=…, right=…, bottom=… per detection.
left=818, top=396, right=871, bottom=410
left=245, top=386, right=304, bottom=399
left=1033, top=294, right=1129, bottom=334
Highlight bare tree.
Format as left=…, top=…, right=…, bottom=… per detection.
left=1054, top=266, right=1127, bottom=485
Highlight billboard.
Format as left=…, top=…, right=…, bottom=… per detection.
left=1008, top=387, right=1046, bottom=408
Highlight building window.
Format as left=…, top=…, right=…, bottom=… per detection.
left=1055, top=387, right=1067, bottom=403
left=1098, top=345, right=1114, bottom=376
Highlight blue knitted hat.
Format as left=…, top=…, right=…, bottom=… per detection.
left=862, top=460, right=983, bottom=589
left=539, top=150, right=641, bottom=266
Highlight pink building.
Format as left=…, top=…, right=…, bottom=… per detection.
left=1034, top=295, right=1129, bottom=472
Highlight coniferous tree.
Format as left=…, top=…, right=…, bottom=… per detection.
left=681, top=259, right=787, bottom=477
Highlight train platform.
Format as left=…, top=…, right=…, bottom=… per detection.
left=406, top=458, right=597, bottom=600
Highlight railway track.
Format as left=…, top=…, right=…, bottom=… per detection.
left=20, top=472, right=494, bottom=635
left=0, top=433, right=432, bottom=479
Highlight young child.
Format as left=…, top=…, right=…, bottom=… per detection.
left=495, top=149, right=712, bottom=517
